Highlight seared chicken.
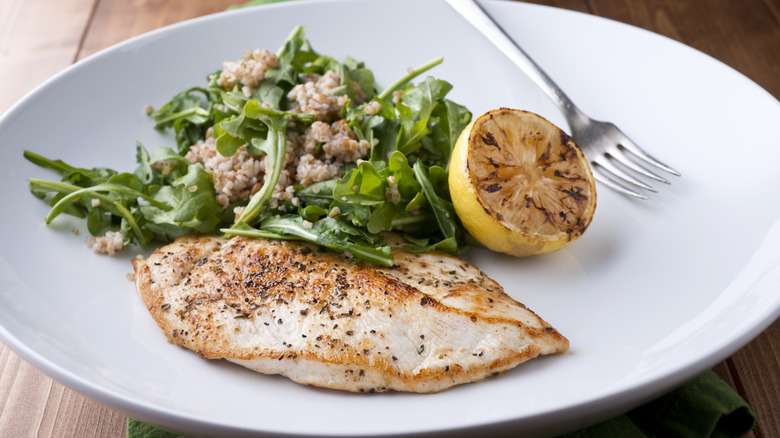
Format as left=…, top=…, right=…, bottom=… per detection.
left=132, top=235, right=568, bottom=393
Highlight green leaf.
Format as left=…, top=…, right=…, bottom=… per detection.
left=334, top=161, right=387, bottom=206
left=402, top=77, right=452, bottom=114
left=413, top=160, right=455, bottom=238
left=215, top=131, right=246, bottom=157
left=300, top=205, right=328, bottom=222
left=405, top=191, right=427, bottom=213
left=138, top=165, right=222, bottom=241
left=233, top=113, right=288, bottom=225
left=148, top=87, right=216, bottom=153
left=396, top=77, right=452, bottom=156
left=403, top=235, right=460, bottom=254
left=433, top=99, right=471, bottom=170
left=411, top=160, right=466, bottom=254
left=233, top=215, right=393, bottom=266
left=216, top=114, right=266, bottom=156
left=296, top=180, right=336, bottom=208
left=367, top=201, right=397, bottom=234
left=265, top=25, right=318, bottom=86
left=87, top=207, right=113, bottom=237
left=387, top=151, right=421, bottom=200
left=257, top=80, right=285, bottom=109
left=377, top=57, right=443, bottom=101
left=134, top=143, right=154, bottom=185
left=366, top=114, right=402, bottom=163
left=24, top=150, right=116, bottom=187
left=331, top=200, right=371, bottom=227
left=25, top=24, right=474, bottom=263
left=243, top=99, right=315, bottom=124
left=347, top=64, right=377, bottom=101
left=145, top=146, right=192, bottom=183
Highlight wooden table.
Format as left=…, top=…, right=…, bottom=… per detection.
left=1, top=0, right=778, bottom=436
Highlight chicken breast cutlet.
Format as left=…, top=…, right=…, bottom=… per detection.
left=132, top=235, right=568, bottom=393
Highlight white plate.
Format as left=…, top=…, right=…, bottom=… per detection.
left=1, top=0, right=779, bottom=436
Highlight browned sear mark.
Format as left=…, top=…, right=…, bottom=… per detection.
left=481, top=132, right=500, bottom=149
left=483, top=184, right=502, bottom=193
left=561, top=186, right=588, bottom=202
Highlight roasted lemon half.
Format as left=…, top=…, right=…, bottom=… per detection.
left=449, top=108, right=597, bottom=257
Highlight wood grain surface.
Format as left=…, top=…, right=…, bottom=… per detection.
left=1, top=0, right=778, bottom=437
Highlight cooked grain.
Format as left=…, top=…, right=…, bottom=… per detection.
left=218, top=49, right=278, bottom=89
left=85, top=230, right=124, bottom=256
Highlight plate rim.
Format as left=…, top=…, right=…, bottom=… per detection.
left=1, top=0, right=779, bottom=436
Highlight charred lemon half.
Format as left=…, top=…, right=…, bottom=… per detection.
left=449, top=108, right=597, bottom=257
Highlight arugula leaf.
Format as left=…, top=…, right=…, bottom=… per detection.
left=377, top=57, right=443, bottom=101
left=30, top=177, right=153, bottom=245
left=387, top=151, right=421, bottom=198
left=148, top=87, right=217, bottom=154
left=432, top=99, right=471, bottom=171
left=225, top=216, right=393, bottom=267
left=25, top=25, right=473, bottom=265
left=139, top=164, right=222, bottom=241
left=296, top=180, right=337, bottom=208
left=215, top=114, right=263, bottom=156
left=344, top=58, right=377, bottom=101
left=26, top=142, right=225, bottom=247
left=356, top=110, right=402, bottom=163
left=264, top=25, right=318, bottom=87
left=397, top=77, right=462, bottom=163
left=411, top=160, right=465, bottom=254
left=24, top=150, right=116, bottom=187
left=347, top=60, right=470, bottom=168
left=334, top=161, right=386, bottom=206
left=233, top=109, right=288, bottom=225
left=367, top=201, right=397, bottom=234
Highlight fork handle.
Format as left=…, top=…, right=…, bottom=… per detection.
left=446, top=0, right=586, bottom=126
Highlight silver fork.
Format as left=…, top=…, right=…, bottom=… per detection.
left=445, top=0, right=680, bottom=199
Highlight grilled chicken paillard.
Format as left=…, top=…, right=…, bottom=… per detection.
left=132, top=235, right=568, bottom=393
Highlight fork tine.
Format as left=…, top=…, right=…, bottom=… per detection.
left=607, top=148, right=671, bottom=184
left=590, top=166, right=648, bottom=200
left=617, top=134, right=681, bottom=176
left=592, top=157, right=657, bottom=192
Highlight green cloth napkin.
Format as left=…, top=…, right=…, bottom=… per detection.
left=127, top=370, right=755, bottom=438
left=558, top=370, right=755, bottom=438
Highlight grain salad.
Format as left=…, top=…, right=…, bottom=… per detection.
left=25, top=25, right=473, bottom=267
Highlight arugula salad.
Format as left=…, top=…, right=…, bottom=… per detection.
left=25, top=26, right=473, bottom=267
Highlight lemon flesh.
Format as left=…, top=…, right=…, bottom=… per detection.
left=449, top=108, right=597, bottom=257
